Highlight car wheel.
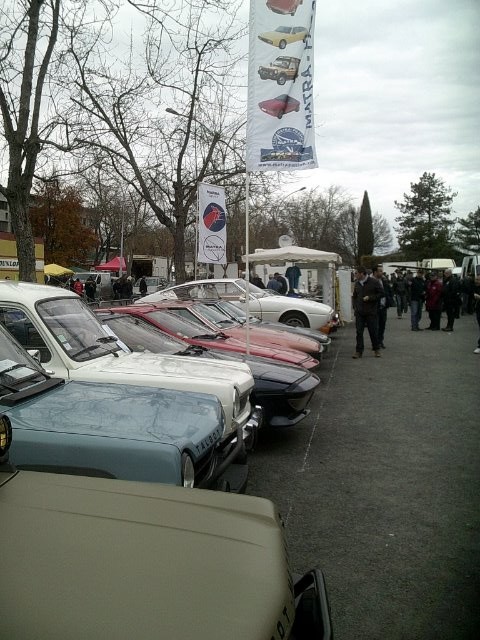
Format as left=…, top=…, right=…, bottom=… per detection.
left=280, top=311, right=310, bottom=328
left=279, top=39, right=286, bottom=49
left=277, top=110, right=284, bottom=119
left=277, top=74, right=286, bottom=85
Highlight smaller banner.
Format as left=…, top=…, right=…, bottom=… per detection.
left=197, top=183, right=227, bottom=264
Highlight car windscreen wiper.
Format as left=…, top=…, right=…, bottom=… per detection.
left=96, top=336, right=119, bottom=344
left=71, top=337, right=120, bottom=359
left=193, top=333, right=228, bottom=340
left=175, top=345, right=208, bottom=356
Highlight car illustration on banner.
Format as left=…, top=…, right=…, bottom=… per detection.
left=266, top=0, right=304, bottom=16
left=202, top=203, right=226, bottom=232
left=258, top=95, right=300, bottom=119
left=258, top=56, right=300, bottom=85
left=260, top=126, right=314, bottom=163
left=258, top=26, right=308, bottom=49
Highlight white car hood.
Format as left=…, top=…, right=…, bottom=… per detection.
left=76, top=350, right=253, bottom=395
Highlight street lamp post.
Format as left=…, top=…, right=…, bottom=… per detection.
left=119, top=209, right=125, bottom=277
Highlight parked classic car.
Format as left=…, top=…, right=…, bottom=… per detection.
left=258, top=56, right=300, bottom=85
left=0, top=422, right=332, bottom=639
left=258, top=26, right=308, bottom=49
left=199, top=299, right=332, bottom=352
left=0, top=321, right=248, bottom=489
left=102, top=304, right=319, bottom=370
left=140, top=278, right=335, bottom=330
left=0, top=282, right=258, bottom=458
left=96, top=312, right=321, bottom=428
left=259, top=94, right=300, bottom=118
left=127, top=299, right=322, bottom=358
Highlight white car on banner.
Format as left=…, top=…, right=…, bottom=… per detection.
left=138, top=278, right=335, bottom=330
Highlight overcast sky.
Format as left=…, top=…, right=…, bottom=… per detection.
left=284, top=0, right=479, bottom=235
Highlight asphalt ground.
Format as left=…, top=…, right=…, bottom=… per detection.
left=246, top=309, right=480, bottom=640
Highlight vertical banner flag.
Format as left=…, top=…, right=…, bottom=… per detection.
left=197, top=183, right=227, bottom=264
left=246, top=0, right=317, bottom=172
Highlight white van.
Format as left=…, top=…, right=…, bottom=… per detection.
left=75, top=271, right=113, bottom=299
left=461, top=255, right=480, bottom=279
left=420, top=258, right=456, bottom=271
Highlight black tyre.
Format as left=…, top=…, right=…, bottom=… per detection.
left=277, top=74, right=287, bottom=85
left=279, top=39, right=286, bottom=49
left=280, top=311, right=310, bottom=328
left=277, top=110, right=284, bottom=119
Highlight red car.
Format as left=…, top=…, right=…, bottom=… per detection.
left=149, top=299, right=323, bottom=358
left=258, top=94, right=300, bottom=119
left=102, top=304, right=320, bottom=370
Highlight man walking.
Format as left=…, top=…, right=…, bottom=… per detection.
left=393, top=270, right=408, bottom=318
left=372, top=264, right=393, bottom=348
left=352, top=266, right=384, bottom=358
left=409, top=269, right=426, bottom=331
left=441, top=268, right=461, bottom=331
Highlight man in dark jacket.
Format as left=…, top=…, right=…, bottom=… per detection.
left=274, top=272, right=288, bottom=295
left=352, top=266, right=384, bottom=358
left=372, top=265, right=394, bottom=349
left=409, top=269, right=426, bottom=331
left=441, top=268, right=461, bottom=331
left=139, top=276, right=148, bottom=296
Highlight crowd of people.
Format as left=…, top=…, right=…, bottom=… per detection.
left=352, top=265, right=480, bottom=357
left=66, top=274, right=139, bottom=303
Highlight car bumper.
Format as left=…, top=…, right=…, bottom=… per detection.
left=243, top=404, right=264, bottom=450
left=197, top=407, right=263, bottom=493
left=291, top=569, right=332, bottom=639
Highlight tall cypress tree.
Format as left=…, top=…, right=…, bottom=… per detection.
left=357, top=191, right=374, bottom=260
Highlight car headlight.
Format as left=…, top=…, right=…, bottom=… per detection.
left=0, top=414, right=12, bottom=458
left=233, top=388, right=241, bottom=418
left=181, top=453, right=195, bottom=489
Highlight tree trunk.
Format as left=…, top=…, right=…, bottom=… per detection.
left=173, top=222, right=186, bottom=284
left=7, top=186, right=37, bottom=282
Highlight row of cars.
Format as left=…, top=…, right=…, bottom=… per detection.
left=0, top=278, right=334, bottom=637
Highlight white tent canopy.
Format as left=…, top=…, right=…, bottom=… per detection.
left=242, top=246, right=342, bottom=265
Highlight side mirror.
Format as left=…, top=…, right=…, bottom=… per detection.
left=239, top=295, right=246, bottom=303
left=27, top=349, right=41, bottom=363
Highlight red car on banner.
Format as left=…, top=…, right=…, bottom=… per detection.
left=258, top=94, right=300, bottom=118
left=266, top=0, right=304, bottom=16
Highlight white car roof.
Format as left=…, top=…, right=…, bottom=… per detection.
left=0, top=281, right=78, bottom=303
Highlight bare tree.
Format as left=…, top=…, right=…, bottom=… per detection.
left=333, top=207, right=393, bottom=264
left=0, top=0, right=117, bottom=280
left=63, top=0, right=248, bottom=283
left=0, top=0, right=62, bottom=280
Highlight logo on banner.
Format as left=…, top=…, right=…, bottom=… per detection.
left=202, top=235, right=226, bottom=262
left=260, top=127, right=313, bottom=163
left=203, top=203, right=226, bottom=233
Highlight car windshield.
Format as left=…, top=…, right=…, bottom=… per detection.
left=214, top=300, right=260, bottom=324
left=234, top=279, right=269, bottom=299
left=146, top=310, right=218, bottom=339
left=99, top=315, right=184, bottom=355
left=37, top=297, right=121, bottom=362
left=194, top=303, right=238, bottom=328
left=275, top=26, right=291, bottom=33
